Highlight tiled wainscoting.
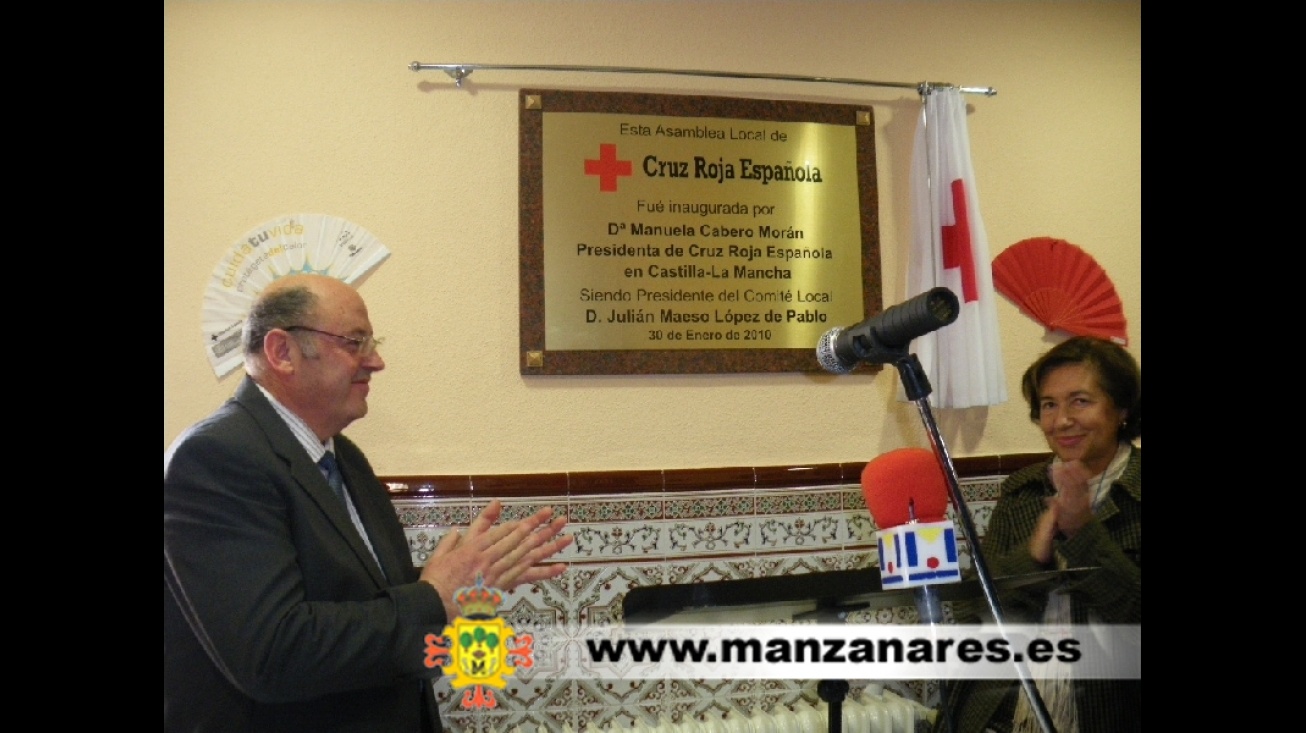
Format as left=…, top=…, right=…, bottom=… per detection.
left=386, top=454, right=1044, bottom=732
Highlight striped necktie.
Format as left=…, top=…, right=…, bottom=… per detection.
left=316, top=450, right=382, bottom=568
left=318, top=451, right=346, bottom=504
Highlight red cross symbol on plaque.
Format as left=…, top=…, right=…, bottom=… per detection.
left=584, top=143, right=633, bottom=192
left=940, top=179, right=979, bottom=303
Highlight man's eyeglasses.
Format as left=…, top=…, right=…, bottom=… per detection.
left=285, top=326, right=385, bottom=357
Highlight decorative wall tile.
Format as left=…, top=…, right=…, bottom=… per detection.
left=667, top=518, right=754, bottom=554
left=755, top=487, right=842, bottom=515
left=847, top=511, right=877, bottom=544
left=406, top=527, right=453, bottom=565
left=568, top=495, right=663, bottom=523
left=395, top=499, right=469, bottom=528
left=571, top=521, right=663, bottom=560
left=392, top=461, right=1039, bottom=732
left=663, top=491, right=755, bottom=520
left=756, top=512, right=841, bottom=550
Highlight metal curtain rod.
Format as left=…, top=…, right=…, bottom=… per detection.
left=408, top=62, right=997, bottom=97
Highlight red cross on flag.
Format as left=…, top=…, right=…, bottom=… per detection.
left=906, top=89, right=1007, bottom=408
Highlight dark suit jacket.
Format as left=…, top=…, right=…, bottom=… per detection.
left=165, top=377, right=446, bottom=732
left=941, top=447, right=1142, bottom=733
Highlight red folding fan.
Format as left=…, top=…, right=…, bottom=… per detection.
left=991, top=237, right=1129, bottom=345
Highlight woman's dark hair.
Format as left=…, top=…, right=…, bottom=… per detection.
left=1021, top=336, right=1141, bottom=441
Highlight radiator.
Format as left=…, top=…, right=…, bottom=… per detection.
left=505, top=688, right=934, bottom=732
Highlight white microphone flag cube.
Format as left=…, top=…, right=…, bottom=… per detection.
left=877, top=520, right=960, bottom=588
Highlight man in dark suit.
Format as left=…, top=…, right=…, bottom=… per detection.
left=165, top=274, right=572, bottom=732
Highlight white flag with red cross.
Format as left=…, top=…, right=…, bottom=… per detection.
left=907, top=89, right=1007, bottom=408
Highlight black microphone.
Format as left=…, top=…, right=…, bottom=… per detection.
left=815, top=287, right=960, bottom=373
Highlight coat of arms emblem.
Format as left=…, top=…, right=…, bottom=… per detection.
left=423, top=575, right=536, bottom=709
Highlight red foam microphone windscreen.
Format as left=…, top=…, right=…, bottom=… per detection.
left=860, top=448, right=950, bottom=527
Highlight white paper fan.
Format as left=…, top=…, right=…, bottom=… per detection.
left=201, top=213, right=391, bottom=378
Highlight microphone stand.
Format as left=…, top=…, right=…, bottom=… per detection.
left=892, top=351, right=1057, bottom=733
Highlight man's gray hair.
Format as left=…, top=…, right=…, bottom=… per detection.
left=243, top=284, right=319, bottom=364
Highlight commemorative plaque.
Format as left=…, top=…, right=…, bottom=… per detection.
left=519, top=90, right=880, bottom=374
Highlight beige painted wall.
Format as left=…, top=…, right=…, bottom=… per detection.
left=164, top=0, right=1141, bottom=474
